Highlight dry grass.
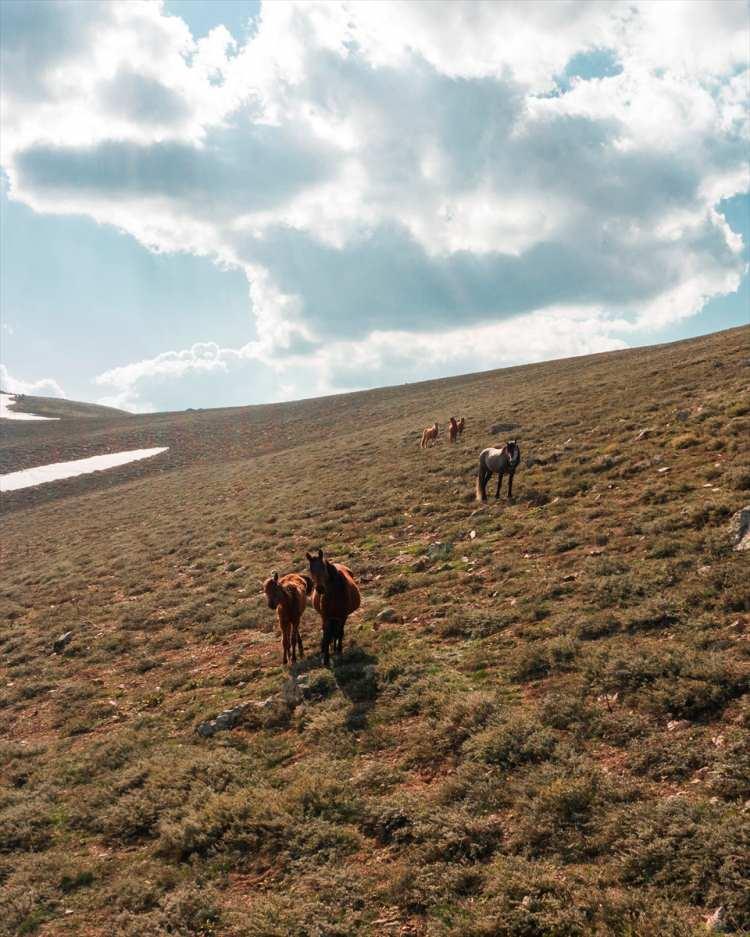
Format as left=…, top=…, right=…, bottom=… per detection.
left=1, top=326, right=748, bottom=936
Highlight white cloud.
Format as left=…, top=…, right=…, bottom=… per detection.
left=1, top=0, right=748, bottom=407
left=0, top=364, right=65, bottom=397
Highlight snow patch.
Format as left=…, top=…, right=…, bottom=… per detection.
left=0, top=391, right=59, bottom=421
left=1, top=448, right=169, bottom=492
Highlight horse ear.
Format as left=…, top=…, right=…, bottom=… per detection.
left=305, top=552, right=312, bottom=561
left=273, top=571, right=278, bottom=582
left=317, top=548, right=323, bottom=559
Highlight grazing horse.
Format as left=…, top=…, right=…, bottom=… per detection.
left=457, top=416, right=465, bottom=437
left=448, top=416, right=459, bottom=443
left=476, top=440, right=521, bottom=501
left=420, top=422, right=439, bottom=448
left=263, top=571, right=313, bottom=665
left=306, top=549, right=361, bottom=666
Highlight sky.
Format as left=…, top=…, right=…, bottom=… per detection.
left=0, top=0, right=748, bottom=412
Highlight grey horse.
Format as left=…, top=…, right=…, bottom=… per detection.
left=476, top=440, right=521, bottom=501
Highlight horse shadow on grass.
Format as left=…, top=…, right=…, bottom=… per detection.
left=290, top=644, right=379, bottom=732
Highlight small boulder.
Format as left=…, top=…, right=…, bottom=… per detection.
left=53, top=631, right=73, bottom=654
left=377, top=607, right=399, bottom=623
left=675, top=409, right=690, bottom=422
left=667, top=719, right=691, bottom=732
left=729, top=505, right=750, bottom=551
left=634, top=428, right=653, bottom=441
left=195, top=702, right=251, bottom=737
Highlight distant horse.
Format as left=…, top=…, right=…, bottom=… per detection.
left=457, top=417, right=465, bottom=437
left=448, top=417, right=459, bottom=443
left=476, top=440, right=521, bottom=501
left=421, top=422, right=439, bottom=448
left=263, top=571, right=313, bottom=665
left=306, top=549, right=361, bottom=666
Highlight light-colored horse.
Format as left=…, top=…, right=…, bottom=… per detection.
left=420, top=422, right=439, bottom=448
left=476, top=440, right=521, bottom=501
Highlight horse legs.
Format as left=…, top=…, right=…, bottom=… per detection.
left=295, top=622, right=304, bottom=659
left=281, top=619, right=291, bottom=665
left=495, top=471, right=504, bottom=499
left=321, top=619, right=336, bottom=666
left=507, top=470, right=515, bottom=500
left=335, top=619, right=345, bottom=656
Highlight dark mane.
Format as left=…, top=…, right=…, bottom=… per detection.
left=322, top=560, right=343, bottom=595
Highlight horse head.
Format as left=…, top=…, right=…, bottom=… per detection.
left=506, top=439, right=521, bottom=467
left=306, top=548, right=334, bottom=594
left=263, top=571, right=282, bottom=609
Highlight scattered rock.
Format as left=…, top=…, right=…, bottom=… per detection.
left=469, top=529, right=477, bottom=540
left=667, top=719, right=691, bottom=731
left=195, top=703, right=251, bottom=737
left=729, top=505, right=750, bottom=551
left=377, top=607, right=399, bottom=623
left=52, top=631, right=73, bottom=653
left=705, top=906, right=726, bottom=933
left=675, top=409, right=690, bottom=422
left=634, top=428, right=653, bottom=441
left=426, top=541, right=453, bottom=561
left=657, top=466, right=670, bottom=473
left=196, top=681, right=304, bottom=737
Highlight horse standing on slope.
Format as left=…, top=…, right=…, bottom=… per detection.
left=476, top=440, right=521, bottom=501
left=456, top=416, right=465, bottom=437
left=448, top=417, right=459, bottom=443
left=306, top=549, right=361, bottom=666
left=263, top=571, right=312, bottom=665
left=420, top=422, right=439, bottom=448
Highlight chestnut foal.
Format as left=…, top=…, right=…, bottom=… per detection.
left=263, top=571, right=313, bottom=665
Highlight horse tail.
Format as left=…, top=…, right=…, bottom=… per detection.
left=475, top=452, right=486, bottom=501
left=303, top=575, right=314, bottom=595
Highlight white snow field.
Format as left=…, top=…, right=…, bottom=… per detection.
left=1, top=448, right=169, bottom=492
left=0, top=391, right=59, bottom=421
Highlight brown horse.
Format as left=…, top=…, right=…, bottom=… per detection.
left=306, top=548, right=361, bottom=665
left=263, top=571, right=313, bottom=665
left=420, top=421, right=439, bottom=448
left=457, top=416, right=465, bottom=437
left=448, top=416, right=459, bottom=443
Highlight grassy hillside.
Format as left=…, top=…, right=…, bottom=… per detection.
left=1, top=326, right=749, bottom=937
left=1, top=393, right=131, bottom=422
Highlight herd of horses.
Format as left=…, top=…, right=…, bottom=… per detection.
left=265, top=420, right=521, bottom=667
left=420, top=415, right=465, bottom=447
